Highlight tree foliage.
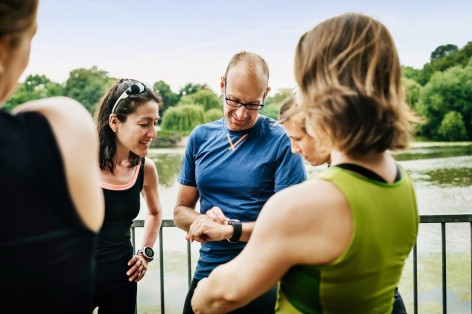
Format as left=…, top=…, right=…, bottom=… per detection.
left=153, top=80, right=180, bottom=118
left=178, top=83, right=208, bottom=97
left=417, top=42, right=472, bottom=85
left=260, top=88, right=293, bottom=119
left=64, top=66, right=115, bottom=113
left=417, top=63, right=472, bottom=140
left=161, top=104, right=205, bottom=134
left=5, top=41, right=471, bottom=142
left=178, top=88, right=221, bottom=111
left=204, top=108, right=223, bottom=123
left=438, top=111, right=468, bottom=141
left=430, top=44, right=458, bottom=60
left=4, top=74, right=63, bottom=111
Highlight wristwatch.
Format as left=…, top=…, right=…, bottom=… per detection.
left=227, top=220, right=242, bottom=243
left=136, top=247, right=155, bottom=262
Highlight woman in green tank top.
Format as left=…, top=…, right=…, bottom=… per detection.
left=191, top=13, right=420, bottom=314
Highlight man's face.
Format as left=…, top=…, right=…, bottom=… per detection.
left=220, top=63, right=269, bottom=131
left=282, top=118, right=330, bottom=166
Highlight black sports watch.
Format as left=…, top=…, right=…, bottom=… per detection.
left=227, top=220, right=242, bottom=243
left=136, top=247, right=155, bottom=262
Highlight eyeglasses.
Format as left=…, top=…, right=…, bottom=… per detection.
left=224, top=84, right=265, bottom=111
left=111, top=82, right=146, bottom=114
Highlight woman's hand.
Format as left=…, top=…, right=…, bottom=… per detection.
left=127, top=254, right=149, bottom=282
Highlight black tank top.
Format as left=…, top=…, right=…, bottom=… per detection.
left=0, top=110, right=97, bottom=313
left=96, top=158, right=144, bottom=264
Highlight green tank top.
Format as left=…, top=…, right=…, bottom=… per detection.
left=276, top=166, right=419, bottom=314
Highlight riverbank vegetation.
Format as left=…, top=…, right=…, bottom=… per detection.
left=5, top=43, right=471, bottom=146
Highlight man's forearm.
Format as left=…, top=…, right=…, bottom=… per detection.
left=174, top=205, right=201, bottom=231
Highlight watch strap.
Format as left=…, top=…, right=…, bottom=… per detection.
left=228, top=220, right=242, bottom=243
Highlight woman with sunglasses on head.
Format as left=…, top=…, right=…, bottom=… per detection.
left=93, top=78, right=163, bottom=313
left=0, top=0, right=104, bottom=313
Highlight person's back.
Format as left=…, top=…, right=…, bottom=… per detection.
left=0, top=1, right=104, bottom=312
left=190, top=13, right=419, bottom=314
left=277, top=166, right=418, bottom=313
left=0, top=107, right=98, bottom=312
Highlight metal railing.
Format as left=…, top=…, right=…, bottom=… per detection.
left=413, top=214, right=472, bottom=314
left=132, top=214, right=472, bottom=314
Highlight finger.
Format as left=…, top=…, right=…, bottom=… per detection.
left=127, top=255, right=138, bottom=266
left=135, top=268, right=147, bottom=282
left=211, top=207, right=227, bottom=224
left=205, top=209, right=220, bottom=223
left=129, top=264, right=144, bottom=282
left=127, top=259, right=142, bottom=276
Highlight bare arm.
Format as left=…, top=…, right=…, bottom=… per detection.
left=128, top=158, right=163, bottom=282
left=13, top=97, right=104, bottom=231
left=173, top=183, right=200, bottom=232
left=191, top=179, right=353, bottom=313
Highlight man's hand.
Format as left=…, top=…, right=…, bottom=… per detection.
left=186, top=207, right=234, bottom=242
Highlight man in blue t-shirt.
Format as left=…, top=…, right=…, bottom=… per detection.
left=174, top=51, right=306, bottom=314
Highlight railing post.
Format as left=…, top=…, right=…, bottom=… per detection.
left=413, top=243, right=418, bottom=314
left=187, top=240, right=192, bottom=287
left=441, top=222, right=447, bottom=314
left=131, top=225, right=136, bottom=251
left=159, top=226, right=165, bottom=314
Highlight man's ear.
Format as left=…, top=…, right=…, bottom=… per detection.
left=265, top=86, right=271, bottom=98
left=108, top=114, right=119, bottom=132
left=220, top=76, right=226, bottom=94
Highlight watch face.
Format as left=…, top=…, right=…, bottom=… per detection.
left=144, top=247, right=154, bottom=258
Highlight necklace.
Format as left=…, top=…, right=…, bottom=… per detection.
left=226, top=133, right=248, bottom=151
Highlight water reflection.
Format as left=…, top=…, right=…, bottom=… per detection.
left=392, top=144, right=472, bottom=161
left=148, top=153, right=183, bottom=187
left=421, top=167, right=472, bottom=187
left=141, top=144, right=472, bottom=311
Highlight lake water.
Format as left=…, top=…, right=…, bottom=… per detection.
left=134, top=143, right=472, bottom=313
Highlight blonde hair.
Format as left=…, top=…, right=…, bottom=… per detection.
left=278, top=94, right=306, bottom=133
left=295, top=13, right=419, bottom=155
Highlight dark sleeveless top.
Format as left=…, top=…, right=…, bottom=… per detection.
left=95, top=159, right=144, bottom=290
left=0, top=110, right=97, bottom=313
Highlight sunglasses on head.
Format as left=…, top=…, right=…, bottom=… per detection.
left=111, top=82, right=146, bottom=114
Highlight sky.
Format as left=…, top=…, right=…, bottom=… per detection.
left=24, top=0, right=472, bottom=94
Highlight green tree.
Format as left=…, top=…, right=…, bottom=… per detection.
left=438, top=111, right=467, bottom=141
left=418, top=42, right=472, bottom=85
left=178, top=88, right=221, bottom=111
left=402, top=66, right=422, bottom=82
left=161, top=104, right=205, bottom=134
left=153, top=80, right=180, bottom=118
left=179, top=83, right=208, bottom=97
left=418, top=63, right=472, bottom=140
left=430, top=44, right=458, bottom=60
left=4, top=74, right=63, bottom=111
left=64, top=66, right=115, bottom=113
left=260, top=88, right=293, bottom=119
left=402, top=77, right=422, bottom=110
left=204, top=108, right=223, bottom=123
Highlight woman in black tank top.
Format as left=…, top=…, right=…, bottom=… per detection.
left=93, top=79, right=164, bottom=313
left=1, top=1, right=105, bottom=313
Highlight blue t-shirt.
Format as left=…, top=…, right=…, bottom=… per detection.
left=178, top=115, right=306, bottom=279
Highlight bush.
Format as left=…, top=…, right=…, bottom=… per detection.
left=438, top=111, right=468, bottom=141
left=204, top=108, right=223, bottom=123
left=161, top=104, right=205, bottom=134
